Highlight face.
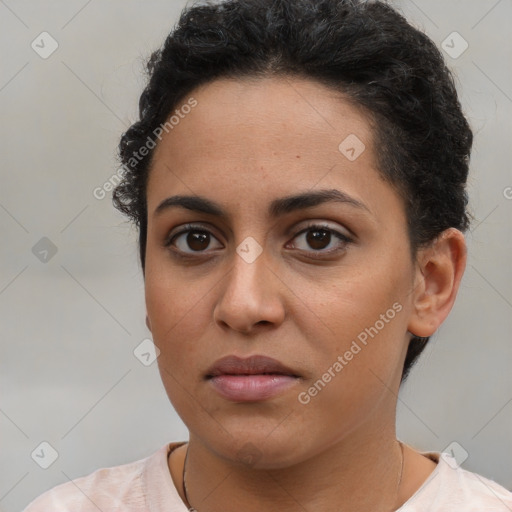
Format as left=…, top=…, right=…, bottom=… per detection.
left=144, top=76, right=418, bottom=468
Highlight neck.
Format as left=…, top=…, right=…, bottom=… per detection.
left=182, top=422, right=405, bottom=512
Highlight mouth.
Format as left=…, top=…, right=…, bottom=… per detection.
left=205, top=355, right=301, bottom=402
left=206, top=354, right=299, bottom=378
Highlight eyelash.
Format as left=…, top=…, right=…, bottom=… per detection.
left=164, top=222, right=353, bottom=260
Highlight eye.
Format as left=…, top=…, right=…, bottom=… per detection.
left=165, top=224, right=223, bottom=254
left=287, top=223, right=352, bottom=256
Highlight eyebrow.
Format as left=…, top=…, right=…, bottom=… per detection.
left=154, top=189, right=370, bottom=218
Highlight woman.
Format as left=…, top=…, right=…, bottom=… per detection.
left=24, top=0, right=512, bottom=510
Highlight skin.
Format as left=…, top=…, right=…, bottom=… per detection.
left=144, top=76, right=467, bottom=511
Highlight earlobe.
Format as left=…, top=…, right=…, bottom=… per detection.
left=407, top=228, right=467, bottom=338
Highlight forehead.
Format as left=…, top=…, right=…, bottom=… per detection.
left=152, top=76, right=373, bottom=159
left=146, top=76, right=398, bottom=221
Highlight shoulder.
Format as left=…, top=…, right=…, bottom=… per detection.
left=451, top=460, right=512, bottom=510
left=22, top=443, right=182, bottom=512
left=402, top=451, right=512, bottom=512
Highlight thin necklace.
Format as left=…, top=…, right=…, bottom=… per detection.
left=182, top=446, right=196, bottom=512
left=182, top=441, right=404, bottom=512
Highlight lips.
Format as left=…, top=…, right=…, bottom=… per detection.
left=205, top=355, right=300, bottom=402
left=205, top=355, right=299, bottom=379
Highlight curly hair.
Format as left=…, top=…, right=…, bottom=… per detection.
left=113, top=0, right=473, bottom=383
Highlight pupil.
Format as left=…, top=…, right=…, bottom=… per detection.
left=307, top=229, right=330, bottom=250
left=187, top=231, right=209, bottom=251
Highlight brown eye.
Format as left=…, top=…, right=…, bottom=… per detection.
left=167, top=225, right=223, bottom=254
left=289, top=224, right=352, bottom=255
left=306, top=229, right=331, bottom=250
left=187, top=231, right=210, bottom=251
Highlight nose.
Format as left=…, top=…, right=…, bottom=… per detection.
left=213, top=250, right=286, bottom=335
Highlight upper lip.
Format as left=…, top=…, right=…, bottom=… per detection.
left=205, top=355, right=299, bottom=378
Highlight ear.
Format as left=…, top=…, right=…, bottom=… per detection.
left=407, top=228, right=467, bottom=337
left=145, top=314, right=152, bottom=332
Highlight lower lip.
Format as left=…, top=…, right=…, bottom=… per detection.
left=208, top=375, right=298, bottom=402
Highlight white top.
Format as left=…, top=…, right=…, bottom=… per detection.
left=23, top=442, right=512, bottom=511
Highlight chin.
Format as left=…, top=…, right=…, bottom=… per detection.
left=200, top=428, right=310, bottom=470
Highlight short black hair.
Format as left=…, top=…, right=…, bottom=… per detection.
left=113, top=0, right=473, bottom=383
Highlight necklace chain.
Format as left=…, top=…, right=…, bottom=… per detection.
left=182, top=441, right=404, bottom=512
left=182, top=447, right=196, bottom=512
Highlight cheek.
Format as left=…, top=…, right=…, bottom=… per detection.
left=294, top=260, right=409, bottom=349
left=145, top=272, right=213, bottom=418
left=292, top=283, right=407, bottom=444
left=144, top=265, right=213, bottom=365
left=290, top=259, right=410, bottom=403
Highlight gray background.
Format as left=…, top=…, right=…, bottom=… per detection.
left=1, top=0, right=511, bottom=510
